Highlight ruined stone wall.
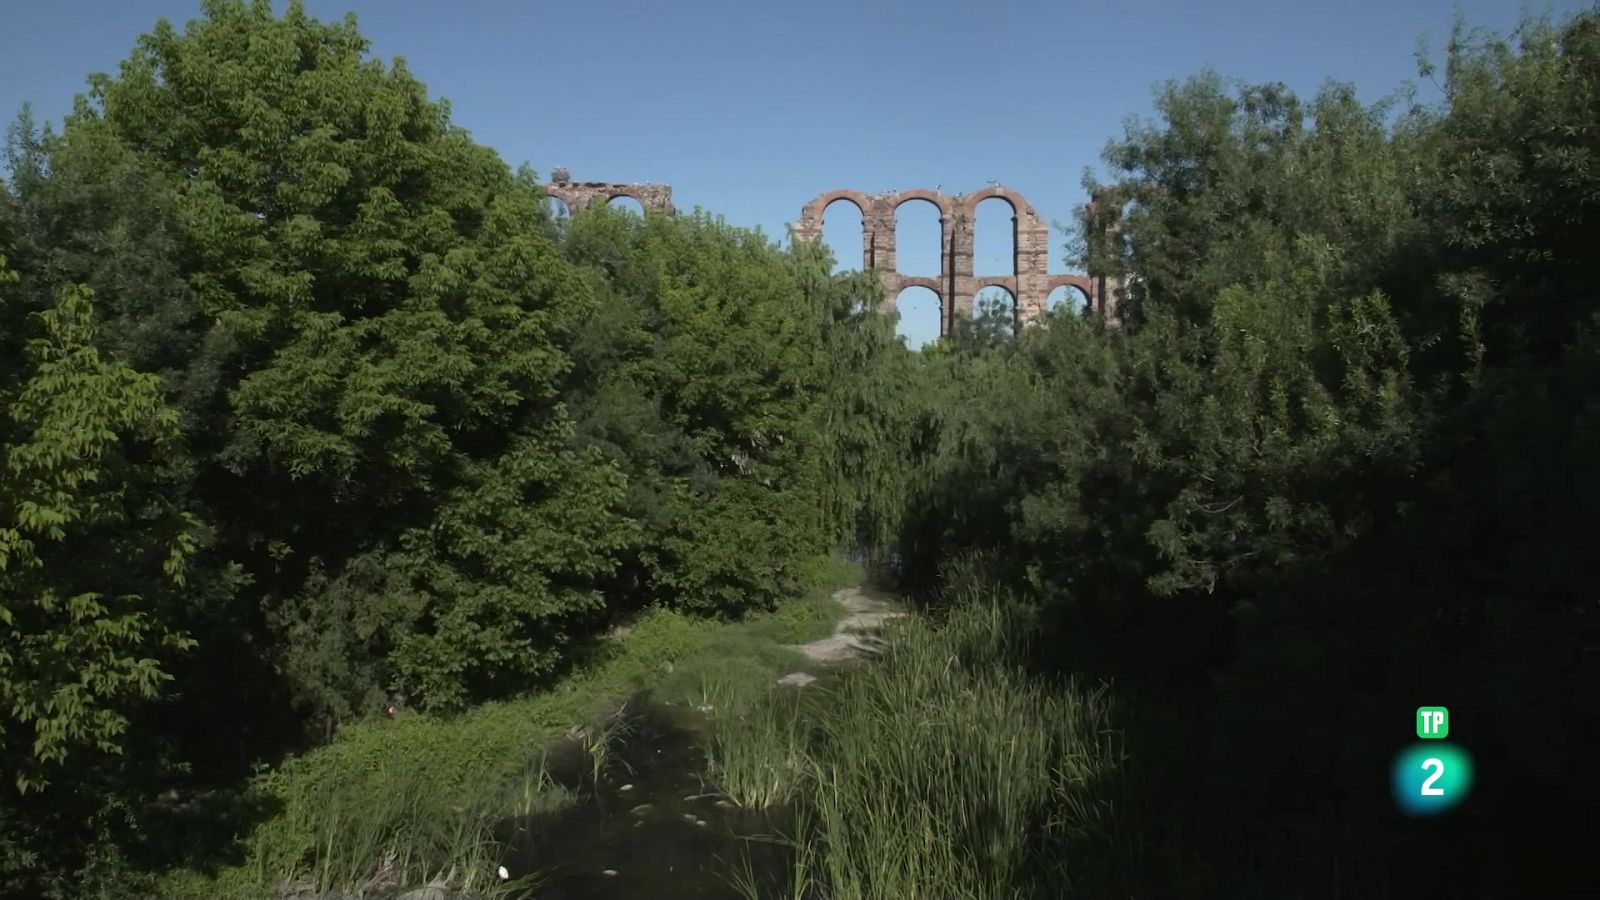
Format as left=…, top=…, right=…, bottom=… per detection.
left=543, top=172, right=675, bottom=215
left=793, top=186, right=1108, bottom=336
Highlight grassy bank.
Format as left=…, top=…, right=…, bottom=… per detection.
left=152, top=556, right=860, bottom=899
left=713, top=586, right=1123, bottom=900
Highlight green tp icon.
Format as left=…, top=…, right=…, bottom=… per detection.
left=1416, top=706, right=1449, bottom=739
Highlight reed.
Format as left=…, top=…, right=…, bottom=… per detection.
left=704, top=686, right=813, bottom=809
left=726, top=590, right=1121, bottom=899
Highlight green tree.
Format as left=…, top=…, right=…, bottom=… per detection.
left=0, top=253, right=198, bottom=794
left=20, top=0, right=625, bottom=719
left=561, top=207, right=846, bottom=616
left=864, top=8, right=1600, bottom=894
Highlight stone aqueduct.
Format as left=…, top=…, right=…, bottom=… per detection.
left=543, top=167, right=676, bottom=216
left=793, top=187, right=1119, bottom=334
left=542, top=170, right=1119, bottom=336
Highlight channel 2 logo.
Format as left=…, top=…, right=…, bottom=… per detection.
left=1392, top=706, right=1474, bottom=816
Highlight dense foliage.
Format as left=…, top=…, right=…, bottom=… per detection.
left=842, top=8, right=1600, bottom=895
left=2, top=0, right=1596, bottom=896
left=0, top=2, right=874, bottom=893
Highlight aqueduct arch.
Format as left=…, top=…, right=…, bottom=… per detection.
left=536, top=173, right=1123, bottom=335
left=543, top=167, right=675, bottom=215
left=793, top=185, right=1119, bottom=336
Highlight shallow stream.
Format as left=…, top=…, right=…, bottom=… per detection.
left=500, top=698, right=800, bottom=899
left=488, top=584, right=903, bottom=898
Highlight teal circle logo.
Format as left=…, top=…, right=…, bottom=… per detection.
left=1391, top=742, right=1474, bottom=816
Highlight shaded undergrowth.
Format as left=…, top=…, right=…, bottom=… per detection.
left=151, top=558, right=860, bottom=899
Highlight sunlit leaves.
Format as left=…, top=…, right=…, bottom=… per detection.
left=0, top=275, right=197, bottom=792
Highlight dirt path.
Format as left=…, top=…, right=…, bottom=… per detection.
left=777, top=586, right=905, bottom=686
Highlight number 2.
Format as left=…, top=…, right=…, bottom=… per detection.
left=1420, top=757, right=1445, bottom=796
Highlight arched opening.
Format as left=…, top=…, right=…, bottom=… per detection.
left=895, top=286, right=941, bottom=350
left=1046, top=284, right=1092, bottom=316
left=821, top=197, right=866, bottom=275
left=894, top=198, right=942, bottom=277
left=970, top=286, right=1017, bottom=342
left=607, top=195, right=646, bottom=216
left=973, top=197, right=1016, bottom=276
left=544, top=196, right=571, bottom=221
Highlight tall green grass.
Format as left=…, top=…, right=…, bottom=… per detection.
left=291, top=762, right=561, bottom=898
left=725, top=588, right=1122, bottom=900
left=181, top=707, right=580, bottom=900
left=704, top=684, right=812, bottom=809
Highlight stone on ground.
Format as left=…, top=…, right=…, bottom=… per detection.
left=787, top=587, right=905, bottom=666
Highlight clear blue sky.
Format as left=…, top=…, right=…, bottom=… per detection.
left=1, top=0, right=1582, bottom=346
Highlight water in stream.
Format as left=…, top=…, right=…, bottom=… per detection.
left=499, top=698, right=799, bottom=899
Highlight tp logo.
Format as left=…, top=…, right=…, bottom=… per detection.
left=1416, top=706, right=1448, bottom=739
left=1393, top=706, right=1473, bottom=816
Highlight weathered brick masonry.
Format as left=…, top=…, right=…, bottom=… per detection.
left=792, top=186, right=1121, bottom=336
left=543, top=167, right=675, bottom=215
left=539, top=172, right=1122, bottom=335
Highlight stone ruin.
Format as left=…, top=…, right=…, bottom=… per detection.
left=793, top=186, right=1121, bottom=335
left=542, top=169, right=674, bottom=216
left=539, top=173, right=1123, bottom=335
